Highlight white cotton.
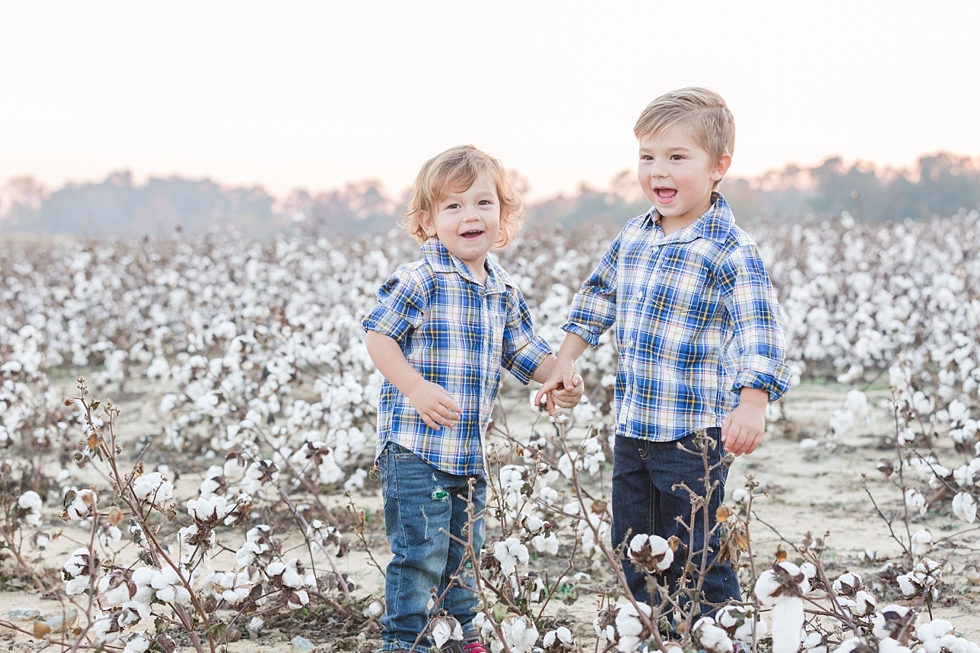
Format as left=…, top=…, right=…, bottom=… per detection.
left=693, top=617, right=733, bottom=653
left=771, top=597, right=804, bottom=653
left=132, top=472, right=174, bottom=505
left=911, top=529, right=932, bottom=557
left=905, top=489, right=927, bottom=516
left=493, top=538, right=529, bottom=575
left=952, top=492, right=977, bottom=523
left=17, top=490, right=42, bottom=511
left=431, top=616, right=463, bottom=648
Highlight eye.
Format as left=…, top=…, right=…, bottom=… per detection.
left=478, top=199, right=494, bottom=206
left=670, top=154, right=684, bottom=161
left=445, top=202, right=460, bottom=210
left=640, top=154, right=653, bottom=161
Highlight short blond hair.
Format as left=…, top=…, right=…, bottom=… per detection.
left=634, top=87, right=735, bottom=186
left=402, top=145, right=525, bottom=247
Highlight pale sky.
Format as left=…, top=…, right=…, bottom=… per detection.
left=2, top=1, right=979, bottom=200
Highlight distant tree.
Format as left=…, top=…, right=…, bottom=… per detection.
left=3, top=171, right=278, bottom=237
left=0, top=176, right=49, bottom=229
left=4, top=151, right=979, bottom=237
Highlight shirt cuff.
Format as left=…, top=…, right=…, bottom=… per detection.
left=561, top=322, right=601, bottom=348
left=506, top=335, right=553, bottom=385
left=362, top=306, right=414, bottom=344
left=562, top=292, right=615, bottom=347
left=732, top=355, right=793, bottom=402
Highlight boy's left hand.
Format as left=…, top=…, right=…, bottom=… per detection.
left=722, top=388, right=768, bottom=456
left=547, top=371, right=584, bottom=410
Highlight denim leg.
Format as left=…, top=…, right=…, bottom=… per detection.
left=438, top=473, right=487, bottom=634
left=649, top=429, right=741, bottom=614
left=611, top=435, right=657, bottom=604
left=380, top=444, right=456, bottom=652
left=612, top=430, right=741, bottom=615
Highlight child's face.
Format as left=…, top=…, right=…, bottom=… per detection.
left=422, top=170, right=501, bottom=278
left=637, top=124, right=730, bottom=229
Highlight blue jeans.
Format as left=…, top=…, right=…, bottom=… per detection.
left=611, top=428, right=740, bottom=618
left=379, top=443, right=487, bottom=652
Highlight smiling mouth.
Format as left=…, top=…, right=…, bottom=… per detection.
left=654, top=187, right=677, bottom=202
left=460, top=229, right=484, bottom=239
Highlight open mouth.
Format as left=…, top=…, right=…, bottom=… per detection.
left=460, top=229, right=484, bottom=239
left=654, top=187, right=677, bottom=203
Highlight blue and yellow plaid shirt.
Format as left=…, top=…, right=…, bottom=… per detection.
left=363, top=239, right=553, bottom=476
left=564, top=193, right=792, bottom=442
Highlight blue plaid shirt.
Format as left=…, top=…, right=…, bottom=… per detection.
left=363, top=239, right=553, bottom=476
left=564, top=193, right=791, bottom=442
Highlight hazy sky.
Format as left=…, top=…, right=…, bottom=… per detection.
left=3, top=1, right=979, bottom=200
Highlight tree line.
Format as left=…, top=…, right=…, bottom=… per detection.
left=1, top=152, right=978, bottom=237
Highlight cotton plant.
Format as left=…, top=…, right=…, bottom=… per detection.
left=542, top=626, right=576, bottom=652
left=8, top=207, right=980, bottom=650
left=473, top=612, right=540, bottom=653
left=754, top=561, right=811, bottom=653
left=592, top=601, right=653, bottom=653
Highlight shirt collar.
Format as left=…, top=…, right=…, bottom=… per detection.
left=420, top=239, right=511, bottom=293
left=642, top=192, right=735, bottom=244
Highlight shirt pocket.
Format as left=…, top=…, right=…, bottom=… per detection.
left=649, top=256, right=715, bottom=324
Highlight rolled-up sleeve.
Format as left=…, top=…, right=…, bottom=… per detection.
left=361, top=269, right=426, bottom=344
left=501, top=286, right=553, bottom=384
left=718, top=244, right=793, bottom=401
left=562, top=234, right=621, bottom=347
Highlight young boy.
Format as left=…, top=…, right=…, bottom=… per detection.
left=363, top=145, right=583, bottom=653
left=536, top=88, right=792, bottom=616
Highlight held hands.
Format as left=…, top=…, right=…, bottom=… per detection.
left=721, top=388, right=768, bottom=456
left=407, top=380, right=462, bottom=430
left=534, top=361, right=583, bottom=416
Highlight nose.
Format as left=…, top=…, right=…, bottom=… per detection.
left=649, top=159, right=668, bottom=178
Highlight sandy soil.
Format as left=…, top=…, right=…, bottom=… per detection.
left=2, top=379, right=978, bottom=652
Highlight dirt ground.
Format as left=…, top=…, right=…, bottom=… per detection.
left=2, top=379, right=978, bottom=651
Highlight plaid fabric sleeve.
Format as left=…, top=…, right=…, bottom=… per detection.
left=361, top=268, right=427, bottom=344
left=718, top=243, right=793, bottom=401
left=501, top=286, right=553, bottom=384
left=563, top=232, right=621, bottom=347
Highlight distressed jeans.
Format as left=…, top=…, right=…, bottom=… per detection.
left=611, top=428, right=741, bottom=618
left=379, top=443, right=487, bottom=652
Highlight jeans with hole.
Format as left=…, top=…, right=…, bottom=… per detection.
left=611, top=428, right=740, bottom=619
left=379, top=443, right=487, bottom=652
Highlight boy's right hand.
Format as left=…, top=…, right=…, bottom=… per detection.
left=407, top=380, right=462, bottom=430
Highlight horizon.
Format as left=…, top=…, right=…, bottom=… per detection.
left=4, top=146, right=977, bottom=204
left=3, top=2, right=980, bottom=201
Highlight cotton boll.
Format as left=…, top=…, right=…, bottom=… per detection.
left=493, top=538, right=529, bottom=575
left=430, top=616, right=463, bottom=648
left=952, top=492, right=977, bottom=523
left=904, top=489, right=927, bottom=516
left=872, top=604, right=914, bottom=641
left=770, top=598, right=804, bottom=653
left=833, top=571, right=862, bottom=596
left=910, top=529, right=932, bottom=557
left=627, top=533, right=673, bottom=573
left=614, top=602, right=651, bottom=641
left=536, top=523, right=565, bottom=554
left=499, top=615, right=539, bottom=653
left=132, top=472, right=174, bottom=506
left=64, top=488, right=98, bottom=520
left=694, top=618, right=735, bottom=653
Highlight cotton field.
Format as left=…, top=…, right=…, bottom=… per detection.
left=0, top=209, right=979, bottom=653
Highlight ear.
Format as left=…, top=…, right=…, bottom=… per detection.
left=711, top=154, right=732, bottom=182
left=418, top=211, right=436, bottom=238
